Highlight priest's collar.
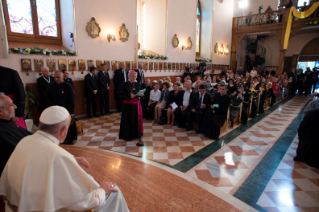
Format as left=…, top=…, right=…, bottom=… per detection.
left=129, top=80, right=137, bottom=83
left=37, top=130, right=60, bottom=145
left=0, top=118, right=10, bottom=123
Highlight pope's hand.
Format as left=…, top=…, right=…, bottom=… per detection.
left=100, top=182, right=118, bottom=195
left=11, top=117, right=19, bottom=123
left=75, top=157, right=90, bottom=169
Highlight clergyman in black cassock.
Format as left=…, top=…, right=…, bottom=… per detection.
left=46, top=71, right=77, bottom=144
left=84, top=67, right=98, bottom=118
left=113, top=63, right=128, bottom=112
left=62, top=69, right=74, bottom=89
left=135, top=69, right=145, bottom=87
left=201, top=85, right=231, bottom=140
left=119, top=71, right=144, bottom=146
left=0, top=95, right=32, bottom=176
left=0, top=66, right=26, bottom=129
left=37, top=67, right=55, bottom=112
left=294, top=108, right=319, bottom=168
left=98, top=64, right=111, bottom=115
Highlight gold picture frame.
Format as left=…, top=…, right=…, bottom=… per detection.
left=149, top=62, right=153, bottom=70
left=21, top=59, right=31, bottom=72
left=154, top=62, right=159, bottom=70
left=34, top=59, right=44, bottom=73
left=144, top=62, right=148, bottom=70
left=186, top=37, right=193, bottom=50
left=171, top=34, right=179, bottom=48
left=78, top=60, right=86, bottom=71
left=96, top=60, right=102, bottom=70
left=104, top=60, right=110, bottom=70
left=132, top=61, right=137, bottom=70
left=86, top=17, right=101, bottom=38
left=126, top=61, right=131, bottom=70
left=164, top=62, right=167, bottom=70
left=159, top=62, right=163, bottom=70
left=58, top=59, right=67, bottom=71
left=172, top=63, right=175, bottom=70
left=168, top=62, right=172, bottom=70
left=46, top=59, right=56, bottom=72
left=87, top=60, right=94, bottom=70
left=69, top=60, right=76, bottom=71
left=180, top=63, right=183, bottom=70
left=119, top=23, right=129, bottom=42
left=112, top=61, right=118, bottom=71
left=176, top=63, right=179, bottom=70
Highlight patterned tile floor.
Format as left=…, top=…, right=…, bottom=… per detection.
left=257, top=134, right=319, bottom=212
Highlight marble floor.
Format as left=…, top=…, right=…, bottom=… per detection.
left=67, top=95, right=318, bottom=212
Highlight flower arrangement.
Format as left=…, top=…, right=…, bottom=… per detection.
left=137, top=54, right=168, bottom=60
left=10, top=47, right=20, bottom=53
left=195, top=58, right=212, bottom=62
left=67, top=51, right=76, bottom=56
left=43, top=49, right=51, bottom=55
left=10, top=46, right=76, bottom=56
left=23, top=48, right=31, bottom=54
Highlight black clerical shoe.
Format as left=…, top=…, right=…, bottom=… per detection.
left=185, top=127, right=193, bottom=131
left=196, top=130, right=200, bottom=134
left=93, top=115, right=99, bottom=118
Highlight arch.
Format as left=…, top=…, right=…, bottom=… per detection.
left=299, top=37, right=319, bottom=61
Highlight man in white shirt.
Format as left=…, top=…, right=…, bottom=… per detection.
left=0, top=106, right=129, bottom=212
left=147, top=83, right=161, bottom=120
left=175, top=81, right=193, bottom=128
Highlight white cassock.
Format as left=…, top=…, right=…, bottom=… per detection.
left=0, top=131, right=129, bottom=212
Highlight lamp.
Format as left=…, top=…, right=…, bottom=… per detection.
left=224, top=45, right=229, bottom=55
left=182, top=44, right=188, bottom=51
left=219, top=44, right=224, bottom=55
left=107, top=33, right=116, bottom=42
left=214, top=43, right=219, bottom=53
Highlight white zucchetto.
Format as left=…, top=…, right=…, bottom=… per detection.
left=40, top=106, right=70, bottom=124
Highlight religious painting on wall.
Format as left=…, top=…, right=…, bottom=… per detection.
left=104, top=60, right=110, bottom=70
left=69, top=60, right=76, bottom=71
left=176, top=63, right=179, bottom=70
left=154, top=62, right=159, bottom=70
left=159, top=62, right=163, bottom=70
left=112, top=61, right=118, bottom=71
left=58, top=59, right=67, bottom=71
left=21, top=59, right=31, bottom=73
left=78, top=60, right=86, bottom=73
left=126, top=61, right=131, bottom=70
left=46, top=59, right=56, bottom=72
left=96, top=60, right=102, bottom=70
left=172, top=63, right=175, bottom=70
left=87, top=60, right=94, bottom=70
left=184, top=63, right=187, bottom=69
left=132, top=61, right=137, bottom=70
left=144, top=62, right=148, bottom=70
left=138, top=61, right=143, bottom=70
left=168, top=62, right=172, bottom=70
left=149, top=62, right=153, bottom=70
left=180, top=63, right=183, bottom=70
left=34, top=59, right=44, bottom=74
left=163, top=62, right=167, bottom=70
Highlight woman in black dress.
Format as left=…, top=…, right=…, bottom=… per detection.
left=258, top=82, right=266, bottom=113
left=166, top=83, right=182, bottom=126
left=227, top=79, right=237, bottom=94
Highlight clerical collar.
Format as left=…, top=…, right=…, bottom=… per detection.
left=0, top=118, right=10, bottom=123
left=220, top=93, right=226, bottom=96
left=37, top=130, right=60, bottom=145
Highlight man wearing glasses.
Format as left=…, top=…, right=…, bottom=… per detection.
left=0, top=94, right=31, bottom=176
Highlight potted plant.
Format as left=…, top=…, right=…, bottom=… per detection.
left=24, top=85, right=38, bottom=131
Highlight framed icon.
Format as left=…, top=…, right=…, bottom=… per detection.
left=69, top=60, right=76, bottom=71
left=34, top=59, right=44, bottom=73
left=21, top=59, right=31, bottom=72
left=149, top=62, right=153, bottom=70
left=154, top=62, right=159, bottom=70
left=87, top=60, right=94, bottom=70
left=132, top=61, right=137, bottom=70
left=138, top=61, right=143, bottom=70
left=78, top=60, right=86, bottom=71
left=159, top=62, right=163, bottom=70
left=58, top=59, right=67, bottom=71
left=112, top=61, right=118, bottom=71
left=104, top=60, right=110, bottom=70
left=46, top=59, right=56, bottom=72
left=96, top=60, right=102, bottom=70
left=126, top=61, right=131, bottom=70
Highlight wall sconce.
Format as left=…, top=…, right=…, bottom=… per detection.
left=224, top=45, right=229, bottom=55
left=182, top=44, right=188, bottom=51
left=214, top=43, right=219, bottom=54
left=219, top=44, right=224, bottom=55
left=107, top=33, right=116, bottom=42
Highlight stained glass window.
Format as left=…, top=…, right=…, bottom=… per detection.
left=197, top=4, right=200, bottom=16
left=196, top=18, right=200, bottom=53
left=6, top=0, right=33, bottom=34
left=36, top=0, right=57, bottom=37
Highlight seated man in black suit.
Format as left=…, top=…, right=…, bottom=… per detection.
left=84, top=66, right=98, bottom=118
left=174, top=81, right=193, bottom=128
left=97, top=63, right=111, bottom=115
left=141, top=78, right=153, bottom=116
left=186, top=84, right=211, bottom=133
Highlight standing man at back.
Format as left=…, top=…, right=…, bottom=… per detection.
left=98, top=63, right=111, bottom=115
left=84, top=67, right=98, bottom=118
left=37, top=66, right=55, bottom=112
left=113, top=62, right=128, bottom=112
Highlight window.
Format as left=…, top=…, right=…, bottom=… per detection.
left=2, top=0, right=62, bottom=44
left=196, top=1, right=201, bottom=57
left=297, top=0, right=309, bottom=7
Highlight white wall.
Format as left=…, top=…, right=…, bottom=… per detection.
left=258, top=36, right=280, bottom=66
left=285, top=33, right=318, bottom=56
left=166, top=0, right=197, bottom=62
left=233, top=0, right=280, bottom=17
left=200, top=0, right=213, bottom=59
left=137, top=0, right=167, bottom=56
left=211, top=0, right=234, bottom=65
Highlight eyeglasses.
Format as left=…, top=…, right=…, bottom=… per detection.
left=0, top=103, right=16, bottom=108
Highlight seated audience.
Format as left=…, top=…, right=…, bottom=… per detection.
left=229, top=90, right=242, bottom=127
left=0, top=94, right=32, bottom=176
left=227, top=79, right=237, bottom=94
left=186, top=84, right=211, bottom=133
left=294, top=108, right=319, bottom=168
left=147, top=83, right=161, bottom=120
left=0, top=106, right=129, bottom=211
left=166, top=83, right=182, bottom=126
left=175, top=81, right=193, bottom=128
left=201, top=84, right=231, bottom=140
left=141, top=79, right=153, bottom=117
left=154, top=82, right=170, bottom=124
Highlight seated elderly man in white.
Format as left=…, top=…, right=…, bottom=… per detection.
left=0, top=106, right=129, bottom=212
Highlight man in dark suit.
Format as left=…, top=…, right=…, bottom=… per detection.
left=97, top=63, right=111, bottom=116
left=288, top=68, right=298, bottom=94
left=62, top=69, right=74, bottom=89
left=113, top=62, right=128, bottom=112
left=186, top=84, right=211, bottom=133
left=37, top=66, right=55, bottom=112
left=84, top=66, right=98, bottom=118
left=135, top=68, right=145, bottom=87
left=174, top=81, right=193, bottom=128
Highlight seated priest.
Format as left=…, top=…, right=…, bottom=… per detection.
left=0, top=106, right=129, bottom=212
left=174, top=81, right=193, bottom=128
left=294, top=108, right=319, bottom=168
left=118, top=70, right=144, bottom=146
left=46, top=70, right=77, bottom=145
left=201, top=84, right=231, bottom=140
left=186, top=84, right=211, bottom=133
left=0, top=94, right=32, bottom=176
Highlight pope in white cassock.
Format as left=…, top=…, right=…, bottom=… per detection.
left=0, top=106, right=129, bottom=212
